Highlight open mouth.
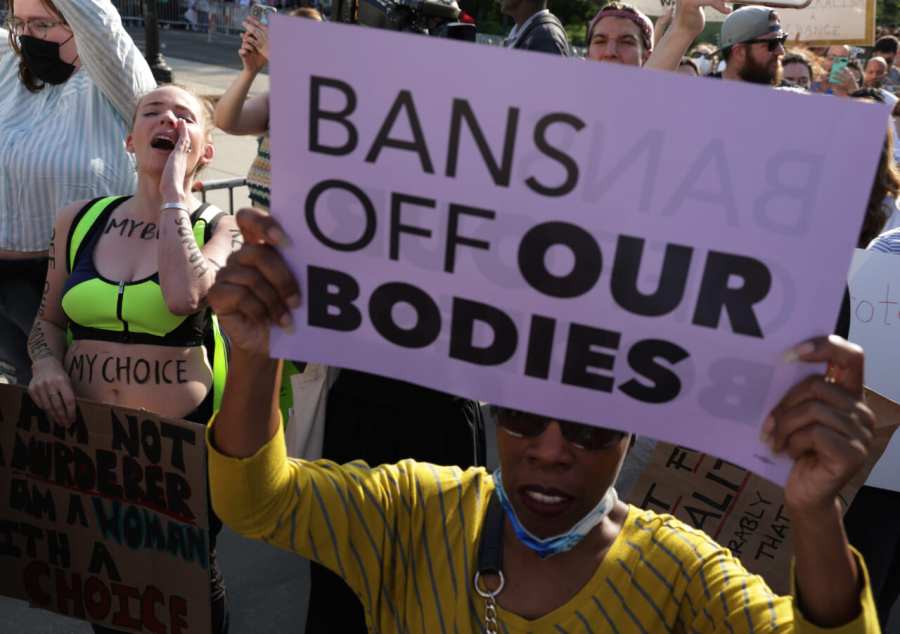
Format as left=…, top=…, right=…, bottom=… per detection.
left=519, top=485, right=574, bottom=517
left=151, top=135, right=176, bottom=151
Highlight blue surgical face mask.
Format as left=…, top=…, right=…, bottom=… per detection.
left=492, top=469, right=618, bottom=559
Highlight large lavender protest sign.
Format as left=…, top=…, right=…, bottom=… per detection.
left=268, top=18, right=885, bottom=483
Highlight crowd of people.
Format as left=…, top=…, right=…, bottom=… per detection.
left=1, top=0, right=899, bottom=631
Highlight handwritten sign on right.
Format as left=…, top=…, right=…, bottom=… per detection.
left=627, top=388, right=898, bottom=594
left=775, top=0, right=875, bottom=46
left=849, top=248, right=900, bottom=491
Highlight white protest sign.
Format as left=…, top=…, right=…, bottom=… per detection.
left=777, top=0, right=876, bottom=46
left=268, top=18, right=886, bottom=483
left=627, top=0, right=725, bottom=21
left=848, top=248, right=900, bottom=491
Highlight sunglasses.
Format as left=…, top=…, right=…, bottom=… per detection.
left=495, top=408, right=626, bottom=451
left=742, top=34, right=789, bottom=52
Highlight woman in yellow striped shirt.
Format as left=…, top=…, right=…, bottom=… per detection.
left=206, top=209, right=880, bottom=634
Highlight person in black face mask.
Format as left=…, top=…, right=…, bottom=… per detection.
left=17, top=29, right=77, bottom=84
left=0, top=0, right=156, bottom=391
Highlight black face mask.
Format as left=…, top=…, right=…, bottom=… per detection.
left=19, top=34, right=76, bottom=85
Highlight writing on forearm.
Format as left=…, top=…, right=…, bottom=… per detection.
left=174, top=214, right=209, bottom=278
left=106, top=216, right=159, bottom=240
left=28, top=276, right=54, bottom=361
left=28, top=322, right=53, bottom=362
left=229, top=228, right=244, bottom=251
left=48, top=228, right=56, bottom=269
left=67, top=352, right=188, bottom=385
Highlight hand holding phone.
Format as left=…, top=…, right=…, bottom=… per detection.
left=241, top=7, right=274, bottom=72
left=829, top=56, right=850, bottom=85
left=250, top=2, right=278, bottom=25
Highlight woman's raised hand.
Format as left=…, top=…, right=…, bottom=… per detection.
left=160, top=119, right=192, bottom=203
left=239, top=16, right=269, bottom=74
left=764, top=336, right=875, bottom=515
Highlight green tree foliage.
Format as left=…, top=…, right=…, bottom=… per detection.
left=878, top=0, right=899, bottom=27
left=461, top=0, right=597, bottom=43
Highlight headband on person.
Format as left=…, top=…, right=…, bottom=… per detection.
left=587, top=7, right=655, bottom=52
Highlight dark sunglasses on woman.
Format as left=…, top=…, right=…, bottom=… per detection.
left=494, top=408, right=626, bottom=451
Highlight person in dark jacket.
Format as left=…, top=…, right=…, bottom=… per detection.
left=501, top=0, right=571, bottom=56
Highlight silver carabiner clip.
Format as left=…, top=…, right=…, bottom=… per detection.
left=473, top=571, right=505, bottom=634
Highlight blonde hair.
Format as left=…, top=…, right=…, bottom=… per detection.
left=130, top=85, right=216, bottom=176
left=131, top=84, right=215, bottom=139
left=288, top=7, right=323, bottom=19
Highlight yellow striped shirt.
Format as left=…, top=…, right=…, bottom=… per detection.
left=208, top=423, right=879, bottom=633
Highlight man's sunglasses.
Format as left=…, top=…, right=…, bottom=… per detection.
left=495, top=408, right=626, bottom=451
left=742, top=34, right=789, bottom=52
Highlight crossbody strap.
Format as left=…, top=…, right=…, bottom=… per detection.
left=477, top=492, right=504, bottom=577
left=474, top=490, right=505, bottom=634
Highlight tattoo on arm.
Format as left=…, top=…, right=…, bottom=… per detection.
left=174, top=215, right=209, bottom=278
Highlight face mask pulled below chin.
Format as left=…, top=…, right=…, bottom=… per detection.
left=492, top=469, right=618, bottom=559
left=19, top=34, right=76, bottom=85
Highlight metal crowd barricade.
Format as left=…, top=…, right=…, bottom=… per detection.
left=113, top=0, right=143, bottom=26
left=111, top=0, right=190, bottom=29
left=207, top=1, right=250, bottom=36
left=192, top=177, right=249, bottom=214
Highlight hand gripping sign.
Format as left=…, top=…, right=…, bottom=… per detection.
left=268, top=17, right=886, bottom=483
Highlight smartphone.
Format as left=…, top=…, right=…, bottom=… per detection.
left=250, top=3, right=278, bottom=24
left=829, top=56, right=850, bottom=84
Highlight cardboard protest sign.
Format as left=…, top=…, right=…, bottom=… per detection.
left=627, top=388, right=899, bottom=593
left=778, top=0, right=876, bottom=46
left=0, top=385, right=211, bottom=633
left=849, top=249, right=900, bottom=491
left=268, top=17, right=886, bottom=483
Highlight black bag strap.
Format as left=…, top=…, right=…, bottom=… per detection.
left=476, top=491, right=505, bottom=577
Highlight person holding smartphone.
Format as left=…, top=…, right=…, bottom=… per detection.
left=214, top=7, right=323, bottom=212
left=219, top=8, right=273, bottom=209
left=810, top=45, right=861, bottom=96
